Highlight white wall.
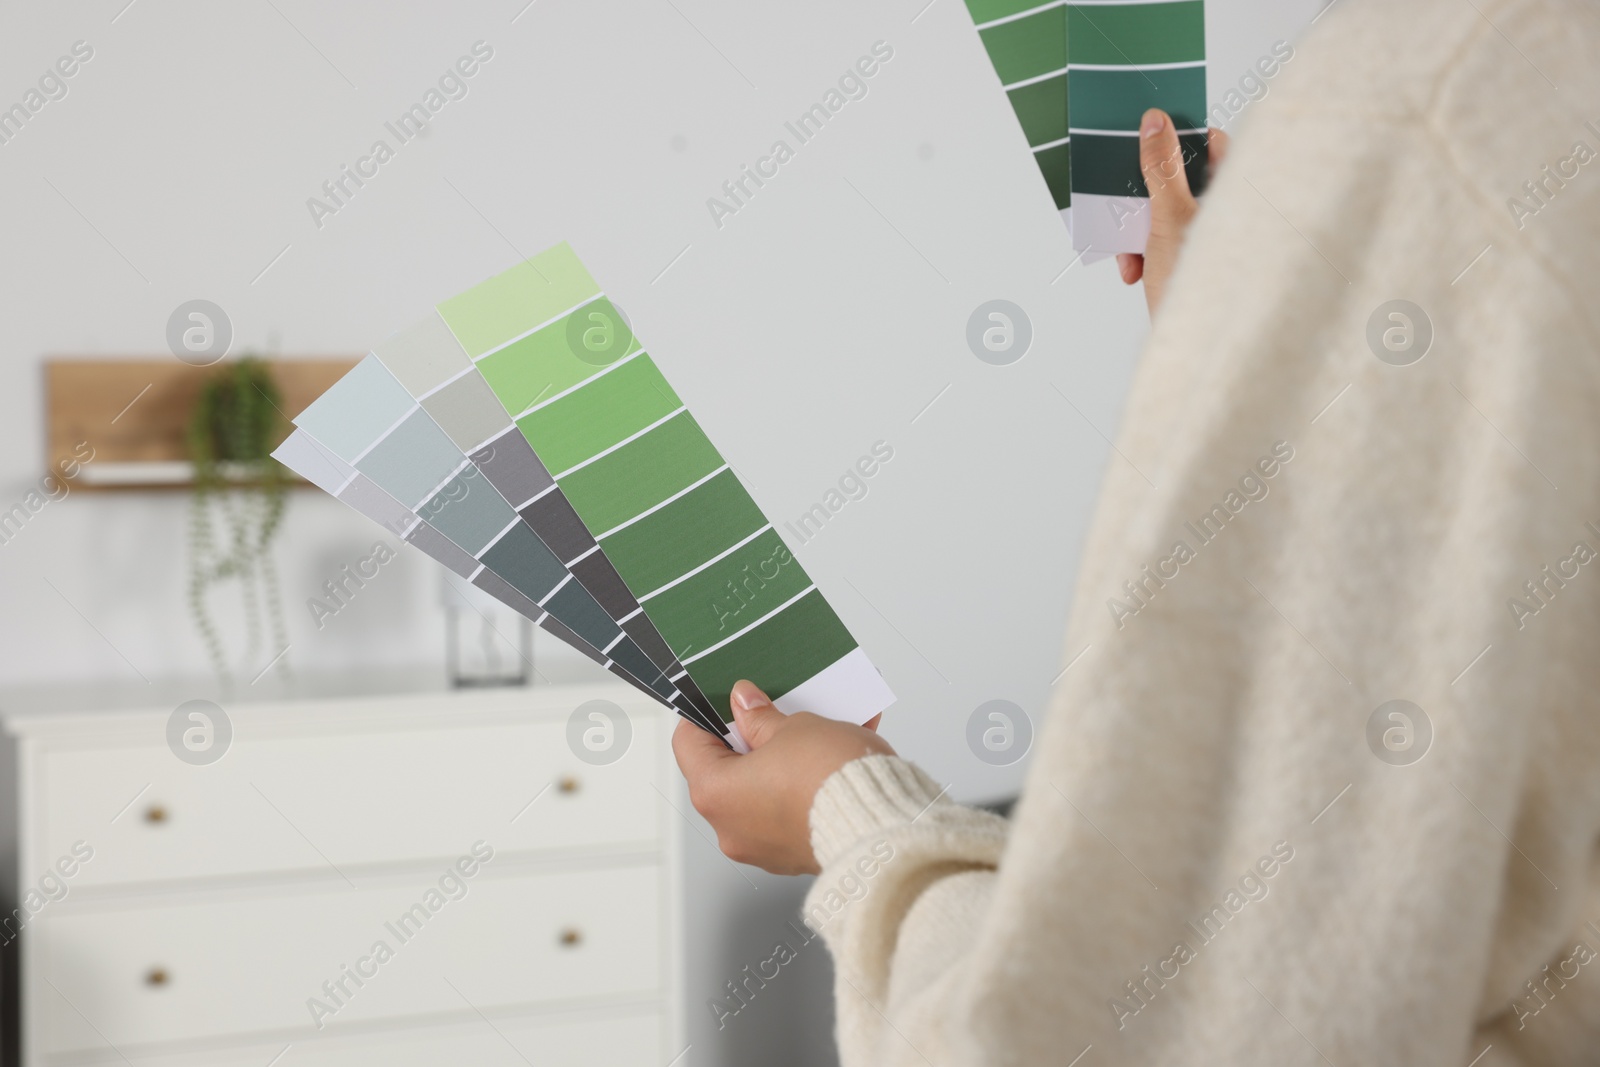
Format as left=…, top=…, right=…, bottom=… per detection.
left=0, top=1, right=1324, bottom=1063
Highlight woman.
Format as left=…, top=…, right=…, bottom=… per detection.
left=677, top=0, right=1600, bottom=1062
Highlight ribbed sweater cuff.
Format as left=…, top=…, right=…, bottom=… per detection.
left=810, top=755, right=948, bottom=870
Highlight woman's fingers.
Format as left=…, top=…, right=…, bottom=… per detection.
left=1127, top=108, right=1213, bottom=317
left=730, top=679, right=790, bottom=749
left=672, top=715, right=738, bottom=779
left=1208, top=126, right=1231, bottom=175
left=1139, top=109, right=1198, bottom=245
left=1116, top=118, right=1224, bottom=297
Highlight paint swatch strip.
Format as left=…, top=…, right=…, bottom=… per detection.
left=271, top=430, right=689, bottom=713
left=1066, top=0, right=1206, bottom=253
left=435, top=242, right=894, bottom=725
left=965, top=0, right=1072, bottom=216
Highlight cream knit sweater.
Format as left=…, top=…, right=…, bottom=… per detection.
left=804, top=0, right=1600, bottom=1063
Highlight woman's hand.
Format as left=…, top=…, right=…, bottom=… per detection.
left=1117, top=109, right=1230, bottom=318
left=673, top=680, right=895, bottom=875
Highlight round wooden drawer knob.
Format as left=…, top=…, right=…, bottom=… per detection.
left=557, top=776, right=580, bottom=795
left=144, top=805, right=167, bottom=824
left=144, top=967, right=169, bottom=987
left=558, top=927, right=583, bottom=948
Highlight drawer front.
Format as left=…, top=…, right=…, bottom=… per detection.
left=40, top=714, right=664, bottom=887
left=42, top=863, right=665, bottom=1052
left=75, top=1011, right=664, bottom=1067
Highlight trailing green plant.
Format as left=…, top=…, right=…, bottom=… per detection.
left=186, top=356, right=290, bottom=686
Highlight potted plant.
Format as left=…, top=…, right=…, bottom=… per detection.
left=186, top=356, right=290, bottom=686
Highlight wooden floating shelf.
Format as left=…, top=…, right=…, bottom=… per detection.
left=74, top=460, right=291, bottom=488
left=45, top=357, right=361, bottom=490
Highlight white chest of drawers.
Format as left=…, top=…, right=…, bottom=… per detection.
left=0, top=680, right=685, bottom=1067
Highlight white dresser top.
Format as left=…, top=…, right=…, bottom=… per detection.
left=0, top=662, right=656, bottom=740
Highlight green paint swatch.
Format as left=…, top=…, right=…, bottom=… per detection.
left=436, top=248, right=601, bottom=359
left=643, top=529, right=812, bottom=662
left=517, top=355, right=683, bottom=477
left=1007, top=74, right=1070, bottom=148
left=558, top=411, right=723, bottom=536
left=1066, top=2, right=1204, bottom=65
left=1035, top=140, right=1073, bottom=205
left=599, top=469, right=767, bottom=597
left=1067, top=66, right=1206, bottom=132
left=978, top=8, right=1065, bottom=86
left=688, top=590, right=859, bottom=708
left=1070, top=130, right=1207, bottom=196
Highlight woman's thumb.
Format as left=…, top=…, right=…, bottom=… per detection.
left=1138, top=109, right=1197, bottom=240
left=730, top=680, right=786, bottom=749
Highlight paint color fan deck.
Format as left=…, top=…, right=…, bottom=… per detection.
left=964, top=0, right=1207, bottom=255
left=274, top=242, right=895, bottom=749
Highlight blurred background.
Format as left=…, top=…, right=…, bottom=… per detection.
left=0, top=0, right=1323, bottom=1063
